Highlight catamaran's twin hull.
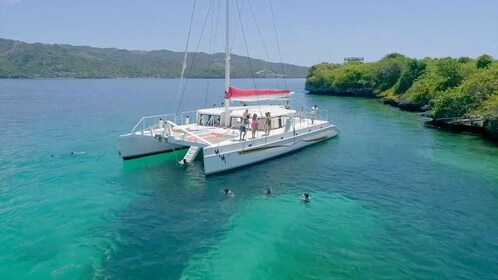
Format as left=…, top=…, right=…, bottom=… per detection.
left=118, top=133, right=185, bottom=160
left=202, top=124, right=340, bottom=174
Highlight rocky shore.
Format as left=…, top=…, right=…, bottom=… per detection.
left=305, top=82, right=498, bottom=142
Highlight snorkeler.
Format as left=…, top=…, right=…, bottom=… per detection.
left=263, top=187, right=272, bottom=195
left=224, top=188, right=234, bottom=197
left=301, top=193, right=311, bottom=202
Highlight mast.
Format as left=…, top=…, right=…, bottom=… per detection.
left=224, top=0, right=231, bottom=126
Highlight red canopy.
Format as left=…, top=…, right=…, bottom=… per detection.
left=224, top=86, right=293, bottom=101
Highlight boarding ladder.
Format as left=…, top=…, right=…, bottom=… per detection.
left=181, top=146, right=201, bottom=164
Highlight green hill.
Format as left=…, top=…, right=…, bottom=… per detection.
left=306, top=53, right=498, bottom=139
left=0, top=38, right=308, bottom=79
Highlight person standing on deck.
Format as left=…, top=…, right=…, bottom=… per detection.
left=311, top=105, right=319, bottom=124
left=239, top=116, right=249, bottom=141
left=239, top=120, right=246, bottom=141
left=243, top=109, right=250, bottom=120
left=264, top=112, right=272, bottom=135
left=251, top=114, right=259, bottom=139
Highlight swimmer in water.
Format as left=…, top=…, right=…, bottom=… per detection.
left=301, top=193, right=311, bottom=202
left=224, top=188, right=234, bottom=197
left=263, top=187, right=272, bottom=195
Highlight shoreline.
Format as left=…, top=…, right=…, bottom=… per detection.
left=306, top=86, right=498, bottom=144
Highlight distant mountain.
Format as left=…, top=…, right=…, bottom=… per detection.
left=0, top=38, right=308, bottom=79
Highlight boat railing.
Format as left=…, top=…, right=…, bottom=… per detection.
left=318, top=109, right=328, bottom=122
left=180, top=111, right=197, bottom=126
left=131, top=114, right=177, bottom=134
left=293, top=109, right=329, bottom=129
left=166, top=121, right=213, bottom=146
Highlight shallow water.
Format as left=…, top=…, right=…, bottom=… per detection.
left=1, top=78, right=497, bottom=279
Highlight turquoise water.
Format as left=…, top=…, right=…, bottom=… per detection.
left=1, top=78, right=497, bottom=279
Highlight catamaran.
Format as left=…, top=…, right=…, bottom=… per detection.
left=118, top=0, right=340, bottom=175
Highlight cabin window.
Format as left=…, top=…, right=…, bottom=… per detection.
left=212, top=116, right=220, bottom=127
left=198, top=114, right=210, bottom=125
left=198, top=114, right=220, bottom=126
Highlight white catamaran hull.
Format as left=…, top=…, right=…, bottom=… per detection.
left=202, top=124, right=340, bottom=174
left=118, top=133, right=184, bottom=160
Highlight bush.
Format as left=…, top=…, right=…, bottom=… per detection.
left=432, top=90, right=472, bottom=118
left=477, top=95, right=498, bottom=120
left=435, top=58, right=465, bottom=91
left=476, top=54, right=493, bottom=69
left=461, top=68, right=498, bottom=105
left=333, top=62, right=372, bottom=90
left=372, top=54, right=408, bottom=92
left=394, top=59, right=427, bottom=94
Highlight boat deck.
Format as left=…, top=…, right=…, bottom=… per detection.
left=165, top=117, right=328, bottom=146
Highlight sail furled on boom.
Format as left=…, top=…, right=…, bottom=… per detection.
left=225, top=86, right=293, bottom=101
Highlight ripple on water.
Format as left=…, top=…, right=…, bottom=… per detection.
left=180, top=192, right=396, bottom=279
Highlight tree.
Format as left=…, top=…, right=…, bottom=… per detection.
left=458, top=57, right=472, bottom=64
left=405, top=72, right=441, bottom=108
left=476, top=54, right=493, bottom=69
left=394, top=59, right=427, bottom=94
left=372, top=54, right=408, bottom=92
left=432, top=90, right=472, bottom=118
left=435, top=58, right=465, bottom=91
left=461, top=68, right=498, bottom=106
left=333, top=63, right=372, bottom=90
left=477, top=95, right=498, bottom=120
left=306, top=63, right=341, bottom=89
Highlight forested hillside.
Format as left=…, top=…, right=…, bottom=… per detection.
left=0, top=38, right=308, bottom=79
left=306, top=53, right=498, bottom=139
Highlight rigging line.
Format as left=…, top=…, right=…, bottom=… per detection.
left=229, top=0, right=245, bottom=54
left=175, top=0, right=215, bottom=116
left=176, top=0, right=197, bottom=102
left=235, top=0, right=254, bottom=88
left=235, top=0, right=263, bottom=115
left=247, top=0, right=271, bottom=77
left=204, top=0, right=218, bottom=108
left=269, top=0, right=288, bottom=90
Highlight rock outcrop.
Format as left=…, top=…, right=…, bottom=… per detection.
left=306, top=83, right=498, bottom=143
left=304, top=82, right=376, bottom=98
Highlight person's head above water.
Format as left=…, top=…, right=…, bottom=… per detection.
left=224, top=188, right=229, bottom=194
left=267, top=187, right=272, bottom=194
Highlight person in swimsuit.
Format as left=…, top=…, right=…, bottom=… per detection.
left=224, top=188, right=234, bottom=197
left=264, top=187, right=272, bottom=195
left=264, top=112, right=271, bottom=135
left=301, top=193, right=311, bottom=202
left=251, top=114, right=259, bottom=139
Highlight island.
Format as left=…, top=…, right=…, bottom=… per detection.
left=305, top=53, right=498, bottom=141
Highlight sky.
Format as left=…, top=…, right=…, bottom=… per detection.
left=0, top=0, right=497, bottom=66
